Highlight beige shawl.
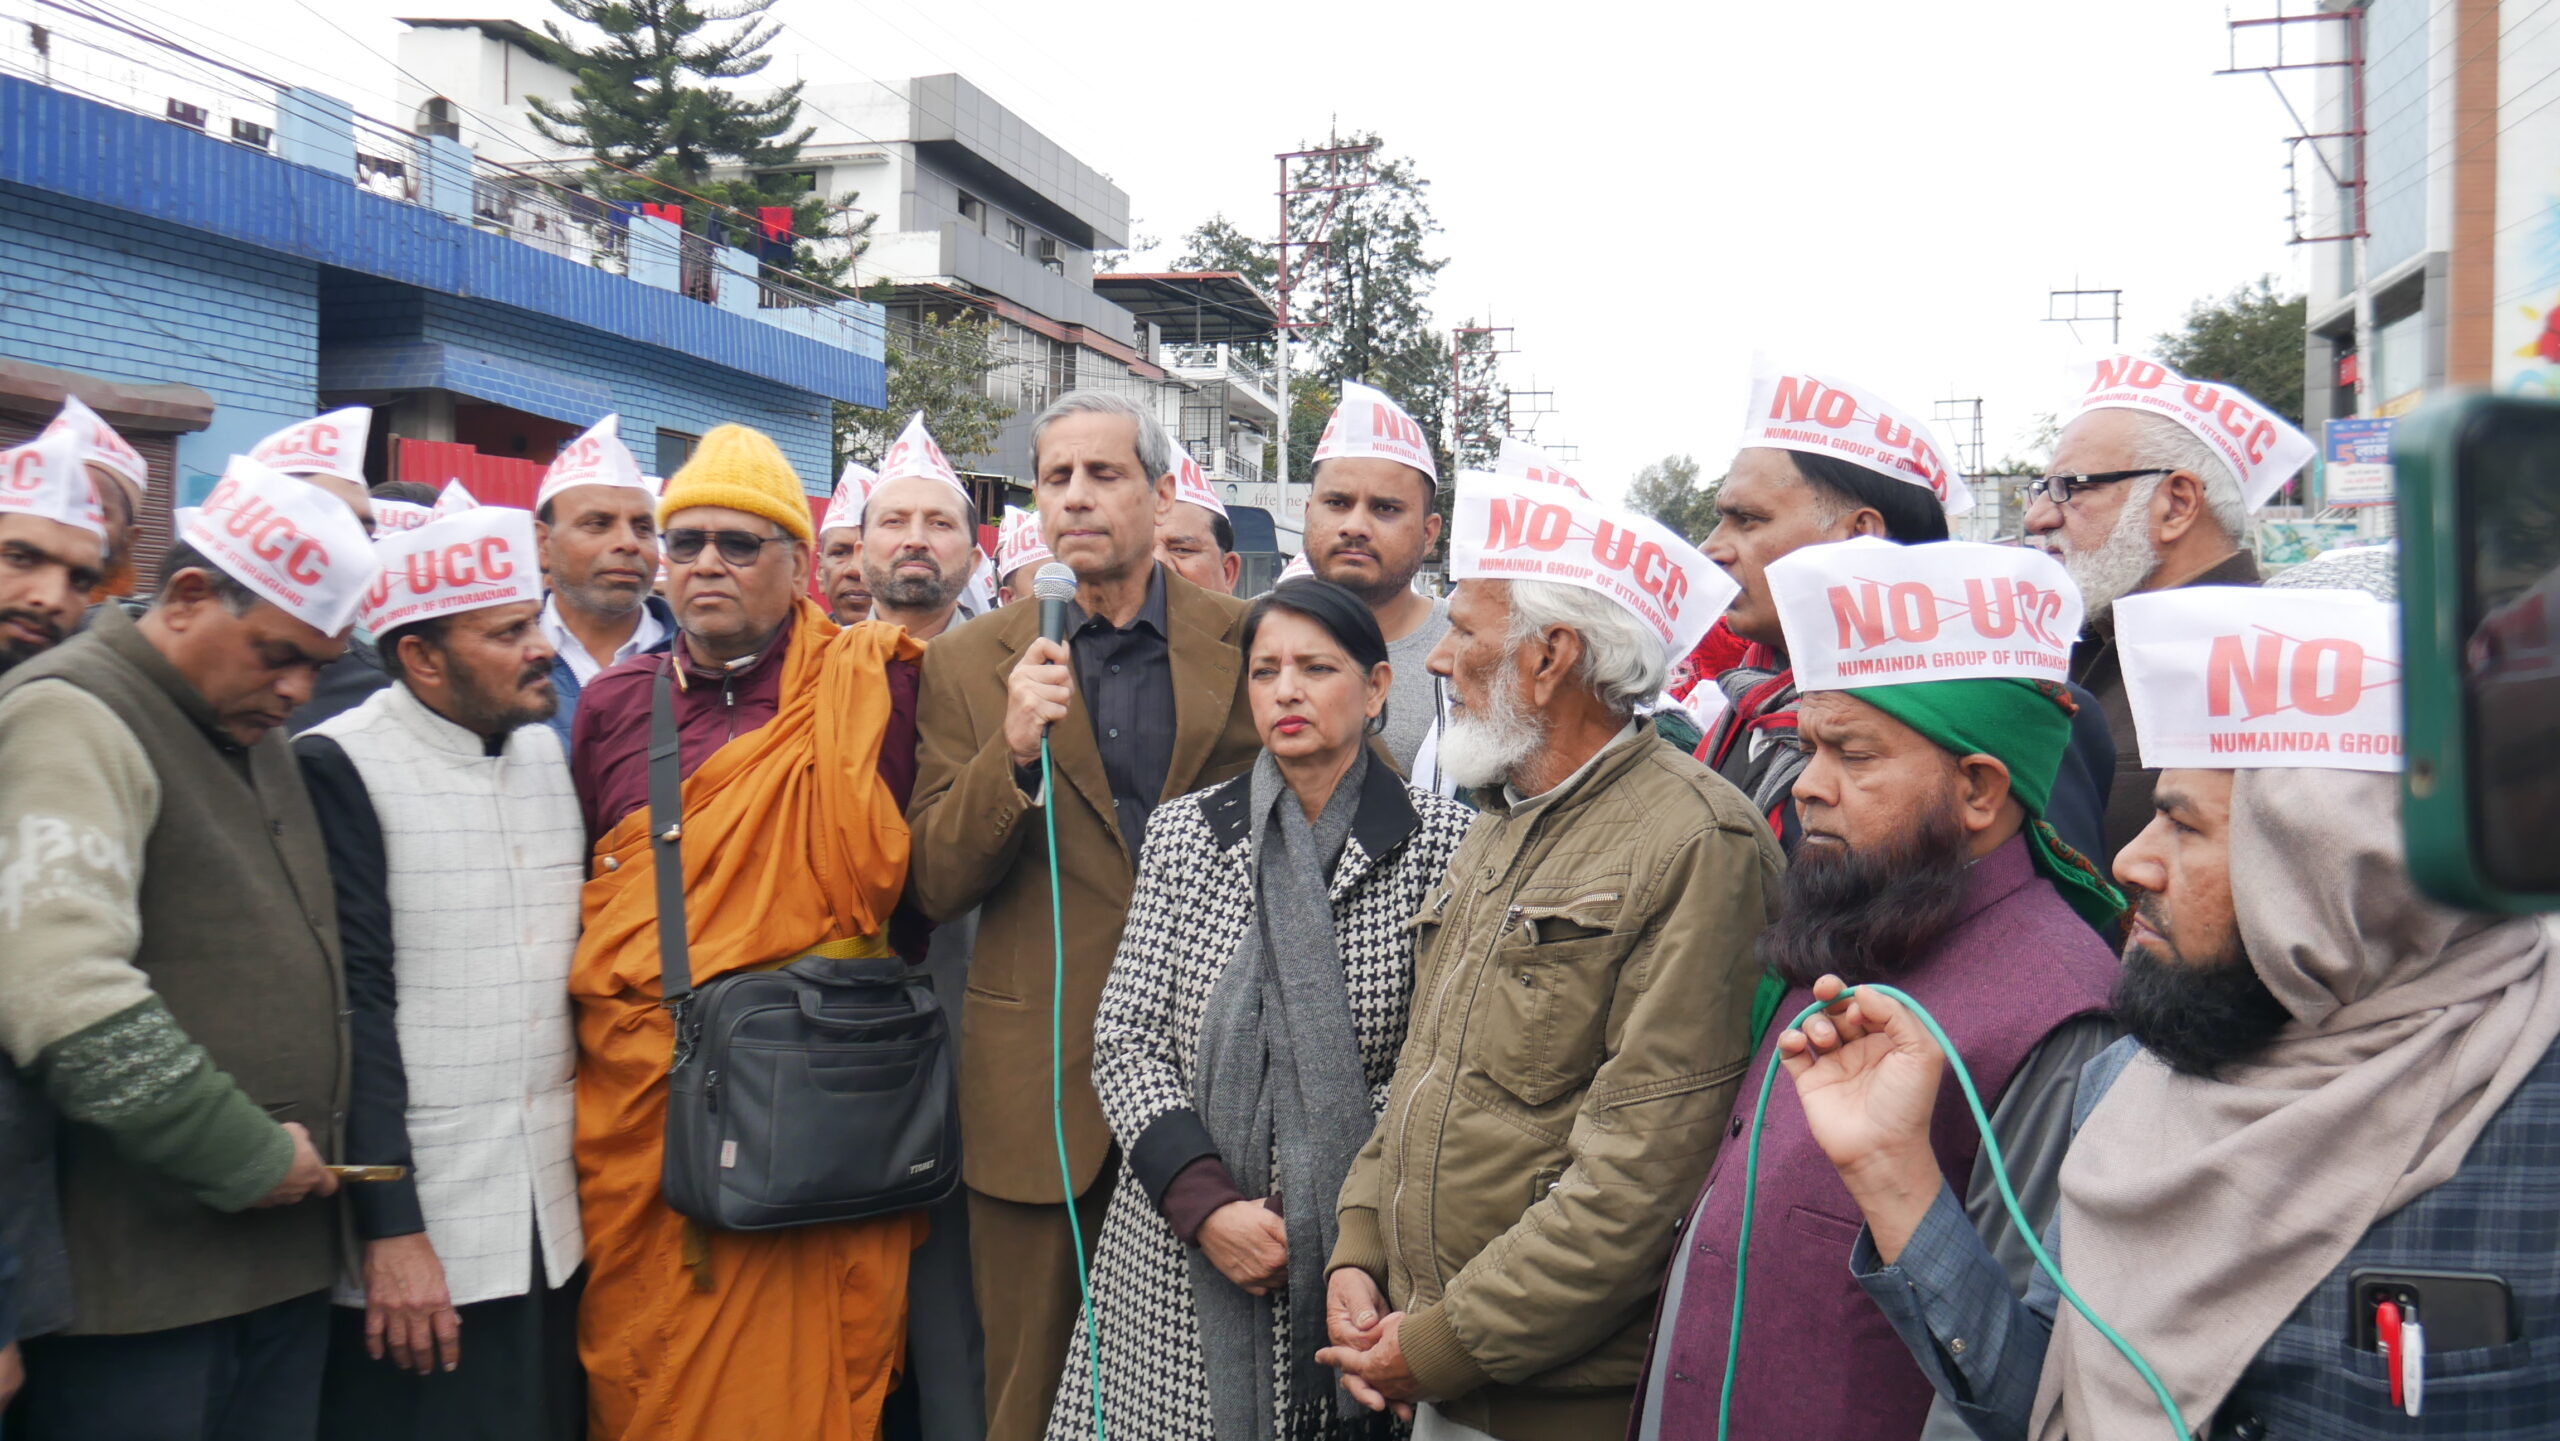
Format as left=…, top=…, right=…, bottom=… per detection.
left=2030, top=767, right=2560, bottom=1439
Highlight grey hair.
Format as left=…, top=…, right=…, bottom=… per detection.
left=2122, top=410, right=2248, bottom=541
left=1504, top=578, right=1668, bottom=716
left=152, top=542, right=261, bottom=616
left=1028, top=391, right=1174, bottom=483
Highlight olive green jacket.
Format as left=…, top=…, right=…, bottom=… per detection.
left=1329, top=729, right=1782, bottom=1441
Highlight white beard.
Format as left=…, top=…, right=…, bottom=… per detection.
left=1437, top=663, right=1546, bottom=791
left=2056, top=486, right=2164, bottom=622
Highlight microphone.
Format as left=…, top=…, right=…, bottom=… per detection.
left=1034, top=562, right=1077, bottom=648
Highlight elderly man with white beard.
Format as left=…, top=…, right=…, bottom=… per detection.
left=1319, top=473, right=1781, bottom=1441
left=2022, top=354, right=2311, bottom=862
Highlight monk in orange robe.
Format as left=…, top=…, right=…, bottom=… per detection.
left=565, top=424, right=933, bottom=1440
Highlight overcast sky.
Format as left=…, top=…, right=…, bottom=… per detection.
left=70, top=0, right=2315, bottom=497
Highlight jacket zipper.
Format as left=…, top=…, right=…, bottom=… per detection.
left=1388, top=826, right=1537, bottom=1291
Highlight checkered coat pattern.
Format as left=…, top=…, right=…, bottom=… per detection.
left=1045, top=769, right=1474, bottom=1441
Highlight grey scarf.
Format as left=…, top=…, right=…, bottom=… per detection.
left=1190, top=749, right=1380, bottom=1441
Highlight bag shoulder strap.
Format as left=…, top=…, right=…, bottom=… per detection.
left=649, top=658, right=694, bottom=1006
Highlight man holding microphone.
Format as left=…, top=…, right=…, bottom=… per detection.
left=907, top=390, right=1259, bottom=1440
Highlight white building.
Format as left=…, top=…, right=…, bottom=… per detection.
left=2296, top=0, right=2560, bottom=422
left=393, top=22, right=1181, bottom=499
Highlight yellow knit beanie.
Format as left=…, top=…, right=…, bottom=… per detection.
left=656, top=424, right=814, bottom=544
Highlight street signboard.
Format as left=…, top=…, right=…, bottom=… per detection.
left=2323, top=416, right=2397, bottom=507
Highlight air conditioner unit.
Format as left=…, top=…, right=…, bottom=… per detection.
left=1035, top=237, right=1063, bottom=264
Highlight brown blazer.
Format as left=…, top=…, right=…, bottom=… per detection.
left=907, top=567, right=1260, bottom=1204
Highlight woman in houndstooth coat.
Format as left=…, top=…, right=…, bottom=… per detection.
left=1045, top=583, right=1474, bottom=1441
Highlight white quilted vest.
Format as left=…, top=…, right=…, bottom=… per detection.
left=310, top=684, right=586, bottom=1308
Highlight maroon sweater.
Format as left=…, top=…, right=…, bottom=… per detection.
left=568, top=611, right=926, bottom=957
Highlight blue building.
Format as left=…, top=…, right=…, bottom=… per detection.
left=0, top=22, right=885, bottom=578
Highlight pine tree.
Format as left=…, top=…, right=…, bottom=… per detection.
left=527, top=0, right=871, bottom=290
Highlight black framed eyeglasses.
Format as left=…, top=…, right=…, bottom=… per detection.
left=663, top=528, right=788, bottom=566
left=2022, top=469, right=2175, bottom=505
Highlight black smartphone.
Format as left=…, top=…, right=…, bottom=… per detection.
left=2347, top=1268, right=2518, bottom=1352
left=2395, top=392, right=2560, bottom=912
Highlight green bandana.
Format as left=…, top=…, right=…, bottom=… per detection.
left=1853, top=677, right=2128, bottom=931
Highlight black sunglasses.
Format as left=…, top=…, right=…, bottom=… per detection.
left=663, top=528, right=788, bottom=566
left=2022, top=468, right=2175, bottom=505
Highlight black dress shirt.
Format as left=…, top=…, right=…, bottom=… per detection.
left=291, top=732, right=424, bottom=1240
left=1069, top=565, right=1177, bottom=851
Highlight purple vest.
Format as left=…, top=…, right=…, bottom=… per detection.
left=1644, top=833, right=2115, bottom=1441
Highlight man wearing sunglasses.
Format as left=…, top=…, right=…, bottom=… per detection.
left=2023, top=355, right=2309, bottom=861
left=561, top=424, right=931, bottom=1441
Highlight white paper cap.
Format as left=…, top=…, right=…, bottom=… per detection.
left=876, top=412, right=968, bottom=503
left=1170, top=449, right=1227, bottom=518
left=371, top=499, right=434, bottom=534
left=41, top=394, right=146, bottom=500
left=432, top=481, right=478, bottom=517
left=821, top=461, right=876, bottom=537
left=0, top=430, right=109, bottom=541
left=1448, top=472, right=1738, bottom=662
left=248, top=407, right=372, bottom=487
left=359, top=506, right=545, bottom=638
left=2116, top=585, right=2401, bottom=772
left=1493, top=437, right=1589, bottom=498
left=1278, top=552, right=1314, bottom=582
left=2066, top=353, right=2316, bottom=512
left=1312, top=380, right=1438, bottom=480
left=995, top=505, right=1052, bottom=578
left=1736, top=360, right=1973, bottom=516
left=181, top=455, right=381, bottom=634
left=535, top=415, right=654, bottom=514
left=1767, top=537, right=2083, bottom=691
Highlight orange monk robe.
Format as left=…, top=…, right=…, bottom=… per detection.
left=573, top=606, right=929, bottom=1441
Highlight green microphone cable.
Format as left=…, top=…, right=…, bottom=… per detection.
left=1044, top=735, right=1108, bottom=1441
left=1715, top=984, right=2187, bottom=1441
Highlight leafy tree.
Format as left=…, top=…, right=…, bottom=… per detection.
left=835, top=309, right=1015, bottom=473
left=1627, top=454, right=1720, bottom=545
left=2153, top=275, right=2308, bottom=426
left=1172, top=214, right=1277, bottom=294
left=1284, top=134, right=1449, bottom=475
left=528, top=0, right=871, bottom=290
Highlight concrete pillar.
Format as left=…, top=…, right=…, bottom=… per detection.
left=627, top=216, right=681, bottom=291
left=422, top=135, right=475, bottom=222
left=715, top=245, right=761, bottom=315
left=274, top=88, right=356, bottom=178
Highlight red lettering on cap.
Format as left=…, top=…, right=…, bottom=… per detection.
left=2208, top=632, right=2374, bottom=718
left=1831, top=582, right=1888, bottom=649
left=223, top=497, right=273, bottom=540
left=2293, top=638, right=2366, bottom=716
left=249, top=514, right=299, bottom=564
left=1887, top=582, right=1939, bottom=642
left=284, top=538, right=327, bottom=587
left=478, top=536, right=513, bottom=581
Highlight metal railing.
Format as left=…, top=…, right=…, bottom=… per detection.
left=1163, top=342, right=1279, bottom=399
left=1, top=3, right=884, bottom=354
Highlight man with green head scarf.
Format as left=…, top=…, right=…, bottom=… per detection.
left=1634, top=539, right=2126, bottom=1441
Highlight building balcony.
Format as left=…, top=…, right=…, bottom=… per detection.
left=863, top=222, right=1144, bottom=343
left=1163, top=343, right=1280, bottom=424
left=1194, top=442, right=1265, bottom=487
